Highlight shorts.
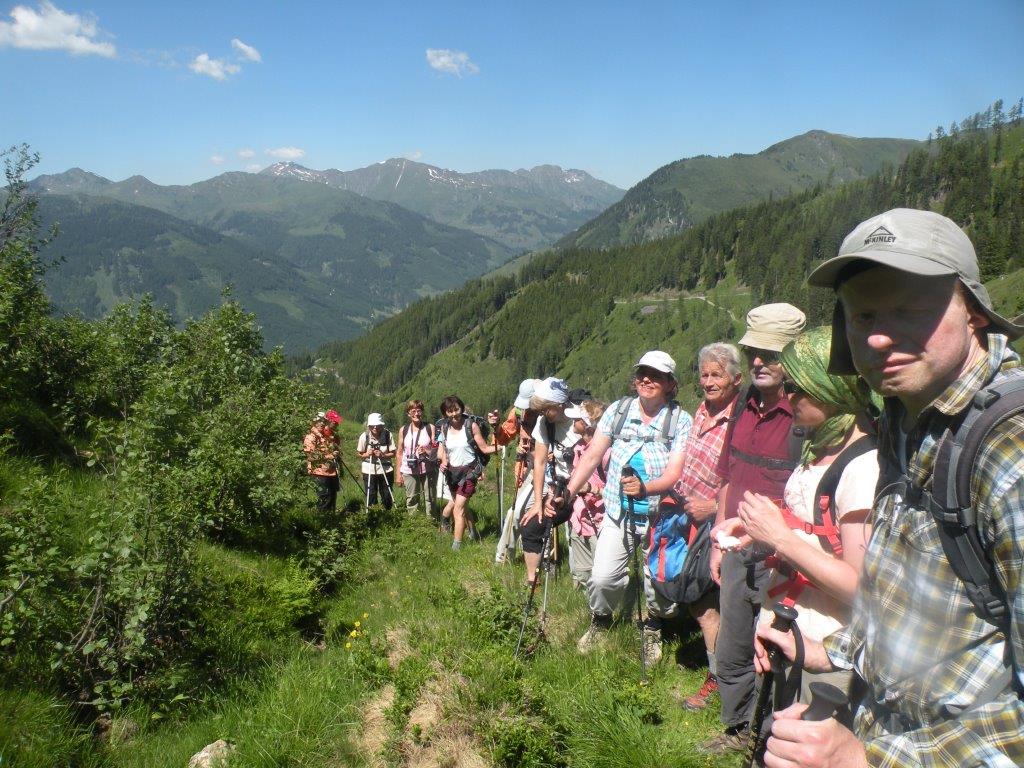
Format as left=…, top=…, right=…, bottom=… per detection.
left=519, top=503, right=571, bottom=554
left=445, top=463, right=480, bottom=499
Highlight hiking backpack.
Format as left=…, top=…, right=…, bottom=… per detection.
left=647, top=491, right=715, bottom=604
left=894, top=371, right=1024, bottom=629
left=608, top=396, right=683, bottom=446
left=438, top=414, right=492, bottom=467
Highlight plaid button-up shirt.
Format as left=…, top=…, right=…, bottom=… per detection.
left=675, top=395, right=737, bottom=501
left=823, top=333, right=1024, bottom=767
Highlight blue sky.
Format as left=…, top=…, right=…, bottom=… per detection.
left=2, top=0, right=1022, bottom=189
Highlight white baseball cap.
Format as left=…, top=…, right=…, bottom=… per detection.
left=534, top=377, right=569, bottom=404
left=514, top=378, right=538, bottom=409
left=564, top=404, right=591, bottom=425
left=367, top=412, right=386, bottom=426
left=634, top=350, right=677, bottom=377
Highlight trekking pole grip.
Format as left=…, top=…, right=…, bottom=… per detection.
left=800, top=682, right=848, bottom=722
left=769, top=604, right=798, bottom=671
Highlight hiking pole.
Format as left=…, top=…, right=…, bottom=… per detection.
left=621, top=466, right=647, bottom=681
left=801, top=682, right=848, bottom=721
left=515, top=517, right=553, bottom=657
left=745, top=604, right=800, bottom=768
left=498, top=445, right=506, bottom=535
left=373, top=452, right=395, bottom=508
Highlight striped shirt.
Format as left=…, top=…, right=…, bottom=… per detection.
left=675, top=395, right=737, bottom=501
left=823, top=333, right=1024, bottom=767
left=597, top=397, right=691, bottom=524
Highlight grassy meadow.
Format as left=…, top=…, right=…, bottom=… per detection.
left=2, top=433, right=735, bottom=768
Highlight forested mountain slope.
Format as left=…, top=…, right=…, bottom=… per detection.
left=33, top=172, right=514, bottom=350
left=558, top=131, right=921, bottom=250
left=312, top=114, right=1024, bottom=423
left=261, top=158, right=624, bottom=251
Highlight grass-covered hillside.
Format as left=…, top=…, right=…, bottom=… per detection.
left=313, top=107, right=1024, bottom=424
left=558, top=130, right=921, bottom=250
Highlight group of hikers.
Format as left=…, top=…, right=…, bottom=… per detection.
left=305, top=208, right=1024, bottom=767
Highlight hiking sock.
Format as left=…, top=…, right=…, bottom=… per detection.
left=706, top=650, right=717, bottom=678
left=451, top=539, right=462, bottom=551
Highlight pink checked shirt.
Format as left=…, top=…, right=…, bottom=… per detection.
left=675, top=395, right=737, bottom=501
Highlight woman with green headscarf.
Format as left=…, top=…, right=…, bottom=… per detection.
left=712, top=325, right=879, bottom=702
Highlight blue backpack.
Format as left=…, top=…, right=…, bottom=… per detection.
left=647, top=491, right=716, bottom=604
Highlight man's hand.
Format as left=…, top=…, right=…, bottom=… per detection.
left=394, top=474, right=404, bottom=487
left=487, top=410, right=500, bottom=426
left=765, top=703, right=867, bottom=768
left=684, top=495, right=718, bottom=522
left=709, top=546, right=723, bottom=585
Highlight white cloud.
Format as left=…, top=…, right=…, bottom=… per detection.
left=264, top=146, right=305, bottom=160
left=246, top=163, right=262, bottom=172
left=210, top=154, right=226, bottom=165
left=237, top=148, right=255, bottom=159
left=425, top=48, right=478, bottom=77
left=231, top=37, right=260, bottom=62
left=189, top=52, right=240, bottom=81
left=0, top=1, right=115, bottom=57
left=404, top=150, right=423, bottom=161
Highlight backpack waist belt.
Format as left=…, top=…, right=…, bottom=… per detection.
left=730, top=445, right=798, bottom=472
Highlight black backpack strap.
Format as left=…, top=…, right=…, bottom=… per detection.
left=812, top=435, right=876, bottom=553
left=923, top=374, right=1024, bottom=628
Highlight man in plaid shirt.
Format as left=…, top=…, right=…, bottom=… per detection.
left=676, top=342, right=743, bottom=711
left=758, top=209, right=1024, bottom=767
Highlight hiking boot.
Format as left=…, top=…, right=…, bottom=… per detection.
left=681, top=673, right=719, bottom=711
left=697, top=727, right=748, bottom=755
left=642, top=626, right=663, bottom=666
left=451, top=539, right=462, bottom=551
left=576, top=615, right=612, bottom=654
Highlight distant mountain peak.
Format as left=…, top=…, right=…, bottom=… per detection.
left=259, top=161, right=333, bottom=185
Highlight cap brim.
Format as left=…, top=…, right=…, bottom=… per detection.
left=633, top=362, right=675, bottom=375
left=514, top=396, right=530, bottom=409
left=737, top=331, right=788, bottom=352
left=808, top=250, right=956, bottom=288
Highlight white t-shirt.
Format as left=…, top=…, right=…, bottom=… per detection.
left=532, top=416, right=581, bottom=481
left=440, top=421, right=477, bottom=468
left=758, top=449, right=878, bottom=642
left=357, top=430, right=397, bottom=475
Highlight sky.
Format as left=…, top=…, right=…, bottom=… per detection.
left=2, top=0, right=1023, bottom=190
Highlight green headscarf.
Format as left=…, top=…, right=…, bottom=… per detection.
left=780, top=325, right=879, bottom=464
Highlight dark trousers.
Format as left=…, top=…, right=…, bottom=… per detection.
left=362, top=472, right=394, bottom=509
left=312, top=474, right=339, bottom=513
left=717, top=549, right=769, bottom=729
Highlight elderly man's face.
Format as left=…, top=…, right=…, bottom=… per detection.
left=839, top=266, right=988, bottom=414
left=699, top=360, right=741, bottom=411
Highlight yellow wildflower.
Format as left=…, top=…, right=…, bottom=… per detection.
left=354, top=620, right=361, bottom=628
left=345, top=642, right=352, bottom=649
left=363, top=612, right=369, bottom=619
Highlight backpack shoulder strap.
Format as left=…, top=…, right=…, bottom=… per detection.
left=660, top=400, right=681, bottom=445
left=926, top=372, right=1024, bottom=627
left=610, top=397, right=636, bottom=440
left=545, top=418, right=557, bottom=448
left=812, top=435, right=877, bottom=556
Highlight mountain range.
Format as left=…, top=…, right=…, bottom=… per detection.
left=32, top=171, right=515, bottom=350
left=259, top=158, right=624, bottom=251
left=29, top=129, right=926, bottom=353
left=558, top=131, right=921, bottom=249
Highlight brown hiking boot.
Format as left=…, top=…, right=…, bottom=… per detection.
left=681, top=673, right=718, bottom=711
left=696, top=728, right=747, bottom=755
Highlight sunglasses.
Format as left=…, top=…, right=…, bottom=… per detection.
left=744, top=347, right=781, bottom=365
left=634, top=367, right=669, bottom=383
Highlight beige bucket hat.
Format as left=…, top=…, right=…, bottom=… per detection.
left=738, top=303, right=807, bottom=352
